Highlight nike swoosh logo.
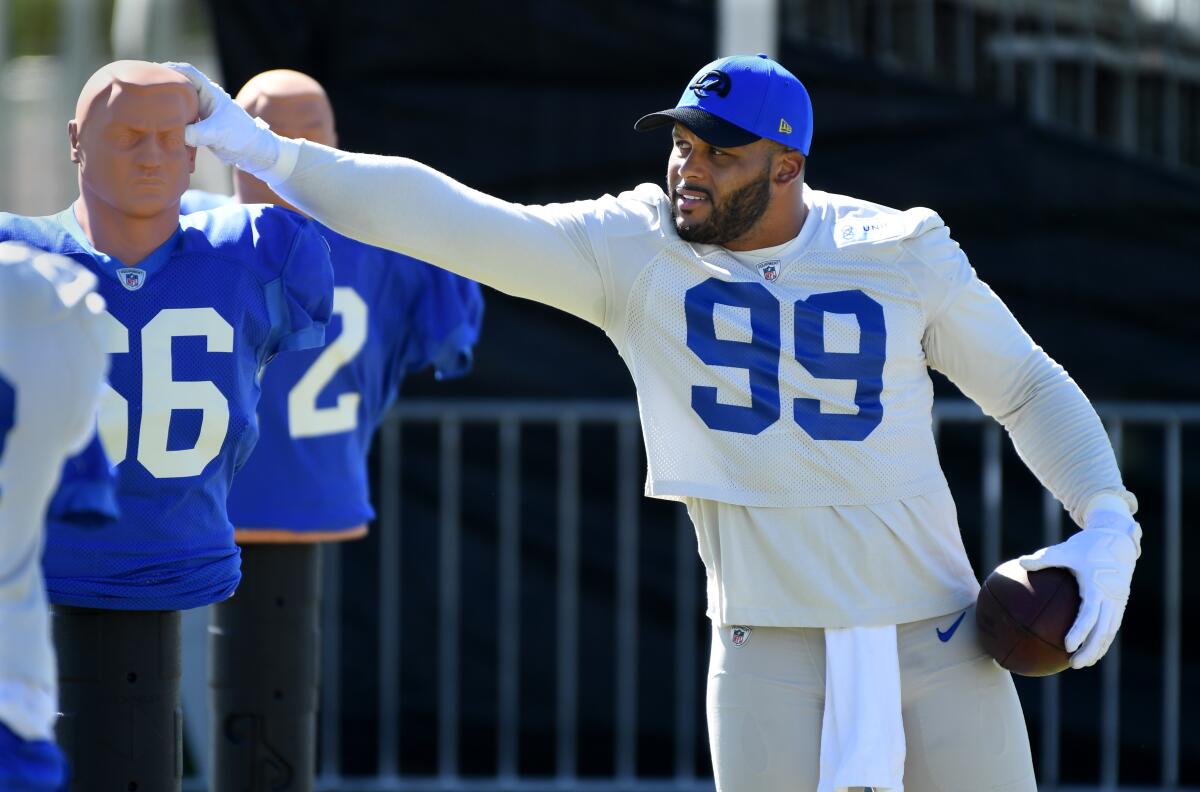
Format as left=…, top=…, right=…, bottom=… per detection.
left=936, top=611, right=967, bottom=642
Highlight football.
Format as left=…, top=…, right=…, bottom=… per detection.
left=975, top=559, right=1081, bottom=676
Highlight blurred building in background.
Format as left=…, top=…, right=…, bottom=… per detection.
left=1, top=1, right=1196, bottom=790
left=790, top=0, right=1200, bottom=172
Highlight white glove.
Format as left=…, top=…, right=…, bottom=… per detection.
left=1019, top=510, right=1141, bottom=669
left=162, top=62, right=296, bottom=182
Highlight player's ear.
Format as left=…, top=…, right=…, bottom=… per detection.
left=68, top=120, right=82, bottom=165
left=774, top=150, right=804, bottom=186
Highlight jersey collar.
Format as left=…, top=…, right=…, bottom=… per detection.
left=57, top=203, right=181, bottom=284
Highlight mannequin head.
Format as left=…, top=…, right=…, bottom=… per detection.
left=69, top=61, right=198, bottom=223
left=233, top=70, right=337, bottom=211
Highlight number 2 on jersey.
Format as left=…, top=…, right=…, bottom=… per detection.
left=288, top=287, right=368, bottom=438
left=685, top=279, right=886, bottom=440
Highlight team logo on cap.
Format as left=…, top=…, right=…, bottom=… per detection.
left=116, top=268, right=146, bottom=291
left=690, top=70, right=732, bottom=98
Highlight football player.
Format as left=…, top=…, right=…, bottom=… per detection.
left=180, top=68, right=483, bottom=791
left=170, top=55, right=1139, bottom=792
left=0, top=242, right=109, bottom=792
left=0, top=60, right=334, bottom=792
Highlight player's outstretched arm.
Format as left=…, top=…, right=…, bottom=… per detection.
left=165, top=62, right=607, bottom=326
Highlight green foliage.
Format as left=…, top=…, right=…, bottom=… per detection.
left=8, top=0, right=62, bottom=57
left=6, top=0, right=117, bottom=57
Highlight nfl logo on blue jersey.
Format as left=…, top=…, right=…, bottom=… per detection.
left=758, top=261, right=779, bottom=282
left=116, top=267, right=145, bottom=291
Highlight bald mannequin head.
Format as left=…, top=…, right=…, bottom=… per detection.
left=69, top=60, right=198, bottom=224
left=74, top=60, right=195, bottom=121
left=232, top=69, right=337, bottom=209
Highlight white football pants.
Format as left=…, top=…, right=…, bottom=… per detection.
left=707, top=605, right=1037, bottom=792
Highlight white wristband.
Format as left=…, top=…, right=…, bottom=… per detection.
left=262, top=136, right=303, bottom=186
left=1083, top=492, right=1134, bottom=523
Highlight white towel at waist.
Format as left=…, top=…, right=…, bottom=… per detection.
left=818, top=625, right=906, bottom=792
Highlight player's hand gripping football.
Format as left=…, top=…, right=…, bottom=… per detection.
left=1018, top=510, right=1141, bottom=669
left=162, top=62, right=288, bottom=179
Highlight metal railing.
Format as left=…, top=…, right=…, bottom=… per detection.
left=178, top=399, right=1199, bottom=791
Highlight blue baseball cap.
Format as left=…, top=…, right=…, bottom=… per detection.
left=635, top=53, right=813, bottom=154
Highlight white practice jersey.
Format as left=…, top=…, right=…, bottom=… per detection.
left=609, top=187, right=947, bottom=507
left=0, top=241, right=108, bottom=739
left=278, top=144, right=1136, bottom=627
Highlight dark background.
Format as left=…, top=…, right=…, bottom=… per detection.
left=203, top=0, right=1200, bottom=785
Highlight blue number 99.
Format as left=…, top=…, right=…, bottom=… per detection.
left=793, top=290, right=885, bottom=441
left=684, top=279, right=780, bottom=435
left=684, top=280, right=886, bottom=440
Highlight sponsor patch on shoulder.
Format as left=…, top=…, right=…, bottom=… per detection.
left=833, top=216, right=906, bottom=247
left=730, top=625, right=753, bottom=647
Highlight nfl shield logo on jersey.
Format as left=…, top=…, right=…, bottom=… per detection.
left=116, top=268, right=146, bottom=291
left=730, top=625, right=752, bottom=647
left=757, top=261, right=780, bottom=282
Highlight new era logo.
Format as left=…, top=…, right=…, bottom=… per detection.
left=779, top=118, right=793, bottom=134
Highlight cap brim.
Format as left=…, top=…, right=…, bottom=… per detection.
left=634, top=107, right=761, bottom=148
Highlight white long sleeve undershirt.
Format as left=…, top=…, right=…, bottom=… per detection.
left=263, top=138, right=1136, bottom=626
left=272, top=139, right=608, bottom=325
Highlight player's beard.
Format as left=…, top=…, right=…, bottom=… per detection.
left=671, top=164, right=771, bottom=246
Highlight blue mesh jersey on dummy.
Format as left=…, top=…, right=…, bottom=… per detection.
left=182, top=190, right=483, bottom=538
left=0, top=204, right=333, bottom=609
left=47, top=433, right=118, bottom=526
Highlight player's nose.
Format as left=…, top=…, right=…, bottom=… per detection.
left=676, top=150, right=708, bottom=183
